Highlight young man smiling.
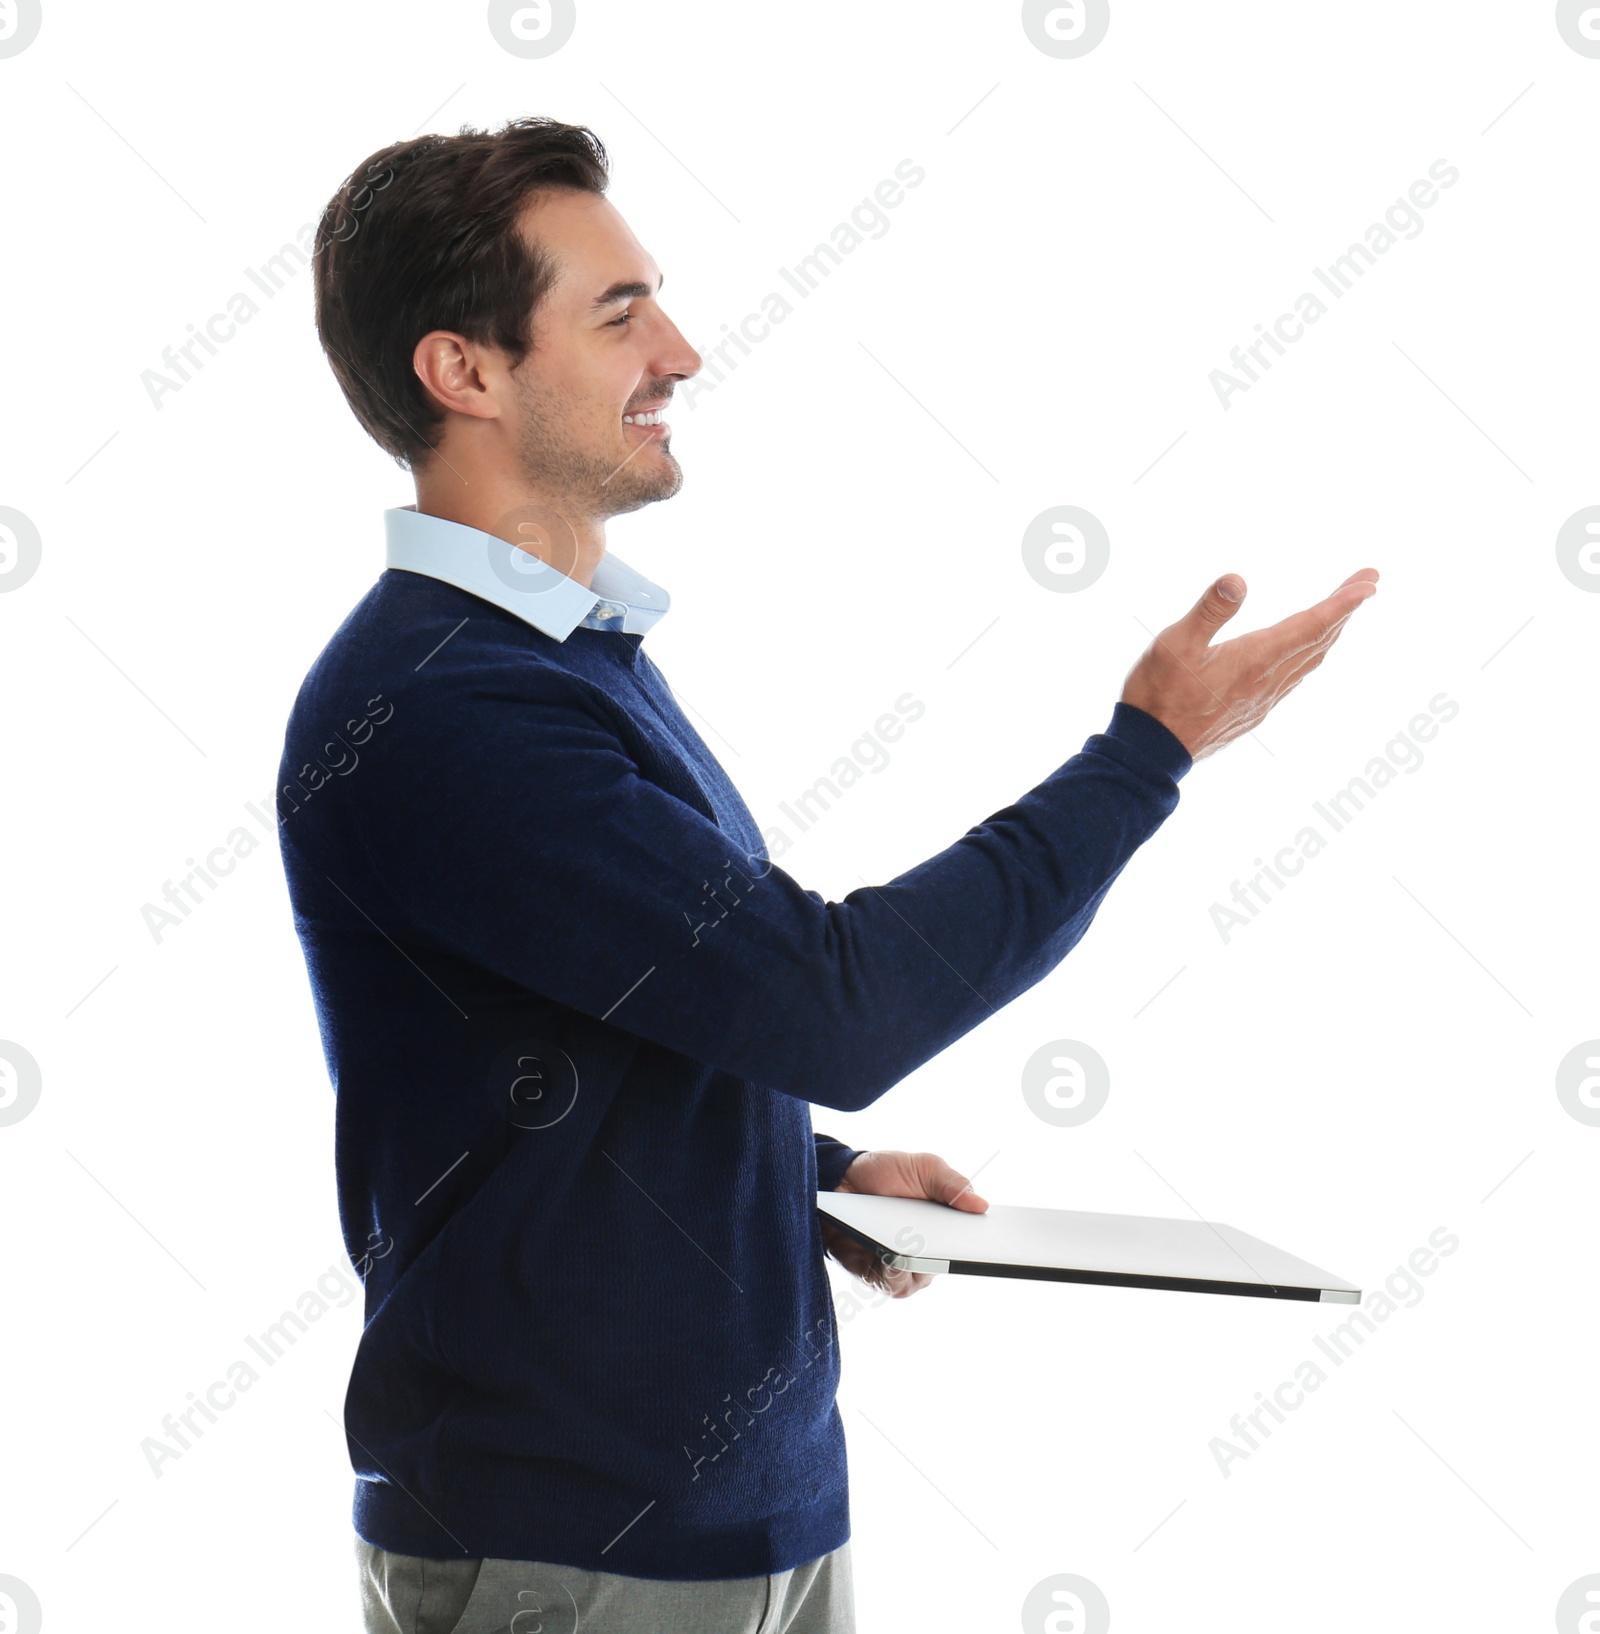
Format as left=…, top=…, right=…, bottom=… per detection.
left=279, top=117, right=1376, bottom=1633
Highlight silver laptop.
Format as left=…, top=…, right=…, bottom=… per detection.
left=817, top=1192, right=1361, bottom=1304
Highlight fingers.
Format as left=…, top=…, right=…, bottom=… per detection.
left=1270, top=627, right=1347, bottom=699
left=852, top=1254, right=929, bottom=1299
left=819, top=1222, right=874, bottom=1276
left=1258, top=599, right=1362, bottom=683
left=1200, top=610, right=1352, bottom=753
left=1251, top=573, right=1378, bottom=665
left=915, top=1151, right=989, bottom=1213
left=1304, top=572, right=1379, bottom=633
left=877, top=1265, right=931, bottom=1298
left=1258, top=616, right=1357, bottom=715
left=1174, top=574, right=1249, bottom=646
left=841, top=1148, right=988, bottom=1210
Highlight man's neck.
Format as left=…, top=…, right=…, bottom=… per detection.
left=411, top=479, right=607, bottom=589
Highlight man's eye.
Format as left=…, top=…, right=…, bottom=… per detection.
left=608, top=311, right=633, bottom=327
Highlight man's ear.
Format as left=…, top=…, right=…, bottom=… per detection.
left=413, top=330, right=502, bottom=422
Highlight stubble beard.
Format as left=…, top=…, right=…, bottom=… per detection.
left=512, top=376, right=683, bottom=527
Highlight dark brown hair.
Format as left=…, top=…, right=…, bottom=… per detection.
left=312, top=116, right=610, bottom=470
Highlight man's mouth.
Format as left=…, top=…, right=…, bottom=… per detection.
left=623, top=402, right=669, bottom=432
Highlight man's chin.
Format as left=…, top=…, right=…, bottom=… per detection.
left=606, top=452, right=683, bottom=513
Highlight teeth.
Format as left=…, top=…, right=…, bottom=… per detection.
left=623, top=409, right=665, bottom=426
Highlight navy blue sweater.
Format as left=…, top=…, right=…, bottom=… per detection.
left=275, top=567, right=1191, bottom=1579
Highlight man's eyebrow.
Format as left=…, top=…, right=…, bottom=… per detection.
left=590, top=273, right=664, bottom=311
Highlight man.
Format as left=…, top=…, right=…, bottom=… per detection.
left=279, top=116, right=1376, bottom=1633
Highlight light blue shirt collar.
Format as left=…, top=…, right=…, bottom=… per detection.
left=384, top=505, right=670, bottom=642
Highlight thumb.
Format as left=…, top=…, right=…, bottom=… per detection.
left=1180, top=574, right=1247, bottom=641
left=918, top=1153, right=989, bottom=1213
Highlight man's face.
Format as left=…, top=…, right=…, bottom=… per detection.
left=506, top=188, right=699, bottom=523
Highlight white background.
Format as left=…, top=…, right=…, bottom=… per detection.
left=1, top=2, right=1595, bottom=1630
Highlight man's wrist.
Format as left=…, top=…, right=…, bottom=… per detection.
left=815, top=1135, right=865, bottom=1191
left=1105, top=700, right=1194, bottom=781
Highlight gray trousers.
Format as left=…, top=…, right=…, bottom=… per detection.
left=355, top=1536, right=855, bottom=1634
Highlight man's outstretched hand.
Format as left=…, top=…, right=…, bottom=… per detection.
left=1121, top=569, right=1379, bottom=762
left=820, top=1149, right=988, bottom=1300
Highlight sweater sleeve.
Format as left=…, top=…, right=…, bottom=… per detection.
left=348, top=673, right=1190, bottom=1113
left=814, top=1134, right=862, bottom=1191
